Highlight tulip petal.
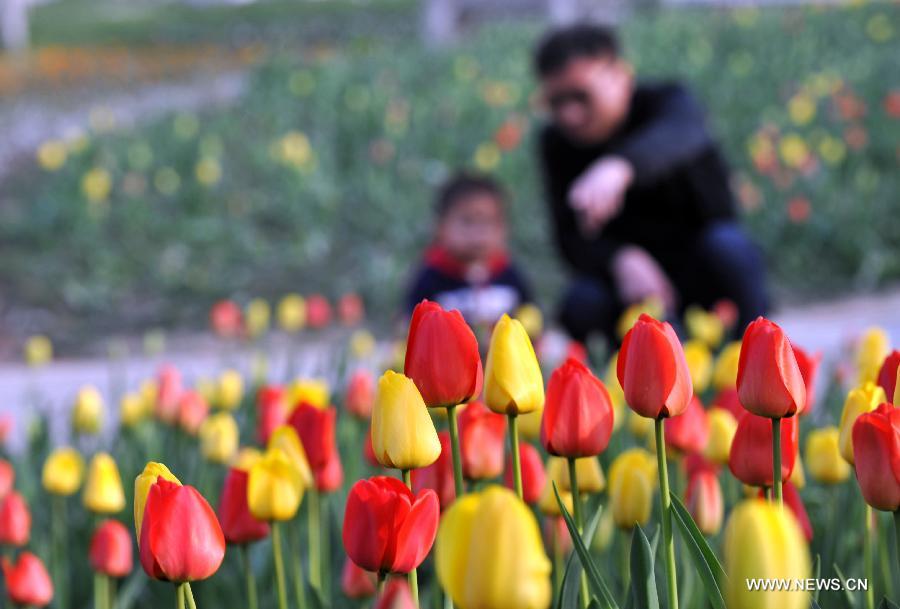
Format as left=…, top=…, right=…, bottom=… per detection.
left=391, top=490, right=440, bottom=573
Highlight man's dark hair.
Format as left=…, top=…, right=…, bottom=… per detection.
left=534, top=23, right=620, bottom=77
left=435, top=172, right=506, bottom=218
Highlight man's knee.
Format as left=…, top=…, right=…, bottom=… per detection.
left=558, top=277, right=618, bottom=342
left=698, top=222, right=764, bottom=274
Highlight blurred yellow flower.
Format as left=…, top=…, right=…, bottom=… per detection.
left=119, top=392, right=148, bottom=428
left=73, top=385, right=104, bottom=435
left=818, top=136, right=846, bottom=166
left=154, top=167, right=181, bottom=196
left=216, top=369, right=244, bottom=410
left=838, top=382, right=885, bottom=464
left=605, top=354, right=625, bottom=431
left=805, top=426, right=850, bottom=485
left=713, top=341, right=743, bottom=390
left=277, top=294, right=306, bottom=332
left=788, top=93, right=816, bottom=126
left=81, top=167, right=112, bottom=203
left=474, top=142, right=501, bottom=171
left=349, top=329, right=376, bottom=359
left=866, top=14, right=893, bottom=42
left=288, top=378, right=330, bottom=409
left=547, top=456, right=605, bottom=494
left=608, top=448, right=657, bottom=529
left=42, top=447, right=85, bottom=496
left=23, top=335, right=52, bottom=367
left=247, top=447, right=305, bottom=522
left=616, top=297, right=663, bottom=339
left=195, top=157, right=222, bottom=186
left=233, top=447, right=263, bottom=471
left=245, top=298, right=271, bottom=339
left=683, top=340, right=713, bottom=394
left=855, top=327, right=889, bottom=385
left=704, top=407, right=738, bottom=465
left=275, top=131, right=315, bottom=171
left=684, top=306, right=724, bottom=348
left=83, top=453, right=126, bottom=515
left=195, top=377, right=217, bottom=405
left=37, top=140, right=67, bottom=171
left=267, top=425, right=313, bottom=487
left=779, top=134, right=809, bottom=169
left=514, top=303, right=544, bottom=339
left=628, top=410, right=654, bottom=439
left=199, top=413, right=240, bottom=464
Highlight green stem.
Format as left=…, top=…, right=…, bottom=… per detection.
left=377, top=571, right=386, bottom=596
left=53, top=495, right=67, bottom=609
left=176, top=583, right=186, bottom=609
left=567, top=458, right=589, bottom=609
left=772, top=418, right=783, bottom=507
left=289, top=520, right=308, bottom=609
left=655, top=418, right=679, bottom=609
left=864, top=506, right=874, bottom=609
left=184, top=583, right=197, bottom=609
left=508, top=414, right=523, bottom=499
left=241, top=545, right=258, bottom=609
left=308, top=488, right=321, bottom=593
left=401, top=470, right=420, bottom=608
left=446, top=405, right=465, bottom=497
left=272, top=522, right=288, bottom=609
left=94, top=572, right=106, bottom=609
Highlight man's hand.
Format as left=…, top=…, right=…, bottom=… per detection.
left=612, top=246, right=676, bottom=310
left=568, top=156, right=634, bottom=236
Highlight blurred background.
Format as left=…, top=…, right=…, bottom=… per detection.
left=0, top=0, right=898, bottom=359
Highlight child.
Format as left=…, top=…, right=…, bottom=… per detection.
left=406, top=173, right=534, bottom=328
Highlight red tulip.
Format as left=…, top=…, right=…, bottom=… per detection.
left=685, top=468, right=723, bottom=535
left=0, top=491, right=30, bottom=546
left=2, top=552, right=53, bottom=607
left=736, top=317, right=806, bottom=418
left=341, top=558, right=376, bottom=599
left=852, top=403, right=900, bottom=511
left=793, top=345, right=822, bottom=416
left=543, top=516, right=573, bottom=557
left=315, top=448, right=344, bottom=493
left=542, top=358, right=615, bottom=458
left=89, top=519, right=133, bottom=578
left=0, top=460, right=14, bottom=500
left=665, top=396, right=709, bottom=454
left=256, top=385, right=288, bottom=445
left=504, top=442, right=546, bottom=504
left=338, top=293, right=365, bottom=326
left=458, top=401, right=506, bottom=480
left=156, top=364, right=183, bottom=423
left=617, top=314, right=693, bottom=419
left=684, top=453, right=718, bottom=479
left=178, top=390, right=209, bottom=435
left=411, top=432, right=455, bottom=509
left=288, top=404, right=337, bottom=473
left=345, top=369, right=376, bottom=419
left=404, top=300, right=483, bottom=408
left=305, top=294, right=332, bottom=329
left=374, top=578, right=417, bottom=609
left=364, top=431, right=381, bottom=469
left=728, top=411, right=798, bottom=487
left=876, top=351, right=900, bottom=403
left=218, top=468, right=270, bottom=544
left=757, top=482, right=812, bottom=541
left=711, top=388, right=743, bottom=421
left=210, top=300, right=244, bottom=338
left=342, top=476, right=439, bottom=574
left=139, top=478, right=225, bottom=582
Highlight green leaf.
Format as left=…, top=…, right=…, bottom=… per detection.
left=668, top=492, right=726, bottom=581
left=558, top=552, right=583, bottom=609
left=630, top=526, right=660, bottom=609
left=668, top=492, right=726, bottom=609
left=810, top=598, right=823, bottom=609
left=878, top=597, right=900, bottom=609
left=553, top=482, right=620, bottom=609
left=833, top=564, right=858, bottom=609
left=812, top=554, right=821, bottom=603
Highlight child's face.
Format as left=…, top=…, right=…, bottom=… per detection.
left=541, top=56, right=634, bottom=145
left=437, top=193, right=507, bottom=264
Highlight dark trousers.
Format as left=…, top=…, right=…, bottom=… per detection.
left=558, top=222, right=768, bottom=343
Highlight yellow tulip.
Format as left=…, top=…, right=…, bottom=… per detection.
left=789, top=453, right=806, bottom=489
left=805, top=426, right=850, bottom=484
left=72, top=386, right=104, bottom=434
left=245, top=298, right=271, bottom=338
left=288, top=378, right=330, bottom=409
left=436, top=486, right=552, bottom=609
left=517, top=407, right=543, bottom=440
left=119, top=392, right=147, bottom=428
left=514, top=303, right=544, bottom=338
left=605, top=354, right=625, bottom=432
left=628, top=410, right=654, bottom=439
left=349, top=329, right=376, bottom=359
left=42, top=447, right=85, bottom=496
left=247, top=447, right=305, bottom=521
left=195, top=377, right=217, bottom=405
left=683, top=340, right=713, bottom=393
left=134, top=462, right=181, bottom=539
left=83, top=453, right=125, bottom=515
left=537, top=458, right=574, bottom=516
left=724, top=499, right=811, bottom=609
left=277, top=294, right=306, bottom=333
left=139, top=379, right=158, bottom=412
left=704, top=407, right=738, bottom=465
left=855, top=326, right=889, bottom=385
left=615, top=297, right=664, bottom=339
left=199, top=413, right=240, bottom=464
left=547, top=457, right=605, bottom=494
left=608, top=449, right=657, bottom=529
left=371, top=371, right=441, bottom=470
left=216, top=369, right=244, bottom=410
left=233, top=447, right=263, bottom=471
left=24, top=335, right=53, bottom=367
left=684, top=305, right=724, bottom=348
left=838, top=382, right=885, bottom=464
left=484, top=315, right=544, bottom=416
left=713, top=341, right=742, bottom=391
left=267, top=425, right=313, bottom=487
left=592, top=504, right=616, bottom=551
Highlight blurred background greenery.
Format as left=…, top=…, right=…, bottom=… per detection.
left=0, top=0, right=898, bottom=349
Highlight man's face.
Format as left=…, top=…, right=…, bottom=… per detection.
left=541, top=56, right=634, bottom=145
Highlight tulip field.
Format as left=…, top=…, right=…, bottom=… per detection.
left=2, top=296, right=900, bottom=609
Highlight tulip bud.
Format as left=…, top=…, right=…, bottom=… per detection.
left=729, top=412, right=798, bottom=488
left=436, top=486, right=551, bottom=609
left=134, top=462, right=181, bottom=540
left=216, top=369, right=244, bottom=410
left=852, top=403, right=900, bottom=512
left=83, top=453, right=125, bottom=515
left=608, top=449, right=657, bottom=529
left=540, top=358, right=614, bottom=458
left=218, top=468, right=270, bottom=544
left=156, top=364, right=183, bottom=424
left=736, top=317, right=806, bottom=418
left=256, top=385, right=287, bottom=445
left=119, top=392, right=148, bottom=428
left=178, top=390, right=209, bottom=435
left=404, top=300, right=483, bottom=408
left=618, top=314, right=693, bottom=419
left=371, top=371, right=442, bottom=471
left=877, top=351, right=900, bottom=407
left=341, top=558, right=376, bottom=600
left=0, top=461, right=13, bottom=500
left=2, top=552, right=53, bottom=607
left=664, top=396, right=709, bottom=455
left=684, top=305, right=724, bottom=348
left=855, top=326, right=889, bottom=385
left=724, top=499, right=810, bottom=609
left=90, top=519, right=133, bottom=578
left=792, top=346, right=821, bottom=415
left=267, top=425, right=313, bottom=487
left=484, top=315, right=545, bottom=416
left=345, top=369, right=376, bottom=419
left=838, top=383, right=885, bottom=464
left=805, top=426, right=850, bottom=484
left=245, top=298, right=271, bottom=339
left=248, top=447, right=306, bottom=522
left=305, top=294, right=332, bottom=329
left=288, top=378, right=330, bottom=410
left=24, top=335, right=53, bottom=367
left=712, top=341, right=742, bottom=391
left=683, top=340, right=713, bottom=394
left=277, top=294, right=306, bottom=333
left=504, top=443, right=546, bottom=504
left=338, top=293, right=365, bottom=326
left=704, top=407, right=738, bottom=465
left=72, top=386, right=104, bottom=435
left=288, top=404, right=338, bottom=481
left=42, top=447, right=84, bottom=496
left=343, top=476, right=439, bottom=574
left=456, top=401, right=505, bottom=480
left=0, top=492, right=30, bottom=546
left=199, top=413, right=239, bottom=464
left=314, top=444, right=344, bottom=493
left=685, top=468, right=723, bottom=536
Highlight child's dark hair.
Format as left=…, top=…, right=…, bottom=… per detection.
left=435, top=172, right=506, bottom=218
left=534, top=23, right=620, bottom=77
